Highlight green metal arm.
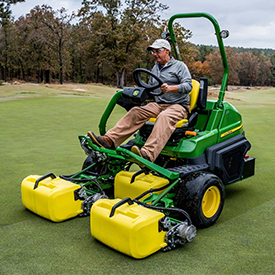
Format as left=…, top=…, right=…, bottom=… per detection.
left=116, top=147, right=179, bottom=181
left=168, top=12, right=229, bottom=107
left=98, top=90, right=123, bottom=136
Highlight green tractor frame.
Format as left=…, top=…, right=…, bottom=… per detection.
left=21, top=13, right=255, bottom=259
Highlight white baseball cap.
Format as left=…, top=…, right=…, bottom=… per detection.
left=147, top=39, right=171, bottom=52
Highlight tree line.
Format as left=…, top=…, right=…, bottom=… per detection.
left=194, top=45, right=275, bottom=86
left=1, top=0, right=275, bottom=87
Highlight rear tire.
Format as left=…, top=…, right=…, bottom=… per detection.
left=177, top=172, right=225, bottom=228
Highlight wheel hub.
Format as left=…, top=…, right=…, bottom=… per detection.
left=202, top=186, right=221, bottom=218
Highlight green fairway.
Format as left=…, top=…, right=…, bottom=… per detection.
left=0, top=85, right=275, bottom=274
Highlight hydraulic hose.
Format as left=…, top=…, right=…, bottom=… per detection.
left=59, top=175, right=105, bottom=195
left=133, top=199, right=192, bottom=225
left=134, top=184, right=171, bottom=200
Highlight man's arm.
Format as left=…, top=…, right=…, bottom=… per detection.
left=173, top=61, right=192, bottom=94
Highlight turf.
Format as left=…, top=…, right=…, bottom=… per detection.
left=0, top=86, right=275, bottom=274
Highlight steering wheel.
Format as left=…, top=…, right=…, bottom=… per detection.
left=133, top=68, right=163, bottom=96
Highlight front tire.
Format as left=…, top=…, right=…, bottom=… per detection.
left=177, top=172, right=225, bottom=228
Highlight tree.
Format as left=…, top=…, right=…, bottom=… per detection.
left=195, top=45, right=215, bottom=62
left=14, top=6, right=58, bottom=83
left=189, top=59, right=211, bottom=81
left=256, top=52, right=272, bottom=86
left=0, top=0, right=25, bottom=81
left=238, top=52, right=259, bottom=86
left=270, top=54, right=275, bottom=86
left=206, top=47, right=240, bottom=86
left=70, top=23, right=91, bottom=83
left=205, top=51, right=222, bottom=84
left=42, top=6, right=75, bottom=84
left=225, top=47, right=240, bottom=85
left=13, top=16, right=29, bottom=80
left=201, top=60, right=211, bottom=77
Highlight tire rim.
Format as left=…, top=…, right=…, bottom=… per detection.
left=202, top=186, right=221, bottom=218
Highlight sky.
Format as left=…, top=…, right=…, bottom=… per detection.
left=10, top=0, right=275, bottom=50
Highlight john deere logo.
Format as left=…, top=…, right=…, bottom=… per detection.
left=133, top=90, right=139, bottom=96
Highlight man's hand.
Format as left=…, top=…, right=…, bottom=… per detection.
left=161, top=83, right=170, bottom=93
left=161, top=83, right=178, bottom=94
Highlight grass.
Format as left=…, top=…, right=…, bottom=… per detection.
left=0, top=82, right=118, bottom=101
left=0, top=83, right=275, bottom=274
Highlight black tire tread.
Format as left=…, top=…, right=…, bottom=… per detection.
left=177, top=172, right=225, bottom=228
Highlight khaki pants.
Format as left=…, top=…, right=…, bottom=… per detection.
left=106, top=102, right=189, bottom=162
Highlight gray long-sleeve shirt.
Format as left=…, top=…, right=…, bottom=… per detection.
left=149, top=57, right=192, bottom=105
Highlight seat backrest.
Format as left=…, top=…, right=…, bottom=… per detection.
left=189, top=79, right=200, bottom=112
left=196, top=77, right=208, bottom=110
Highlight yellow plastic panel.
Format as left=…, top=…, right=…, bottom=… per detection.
left=114, top=171, right=169, bottom=200
left=90, top=198, right=167, bottom=258
left=189, top=79, right=200, bottom=111
left=148, top=117, right=188, bottom=128
left=21, top=175, right=83, bottom=222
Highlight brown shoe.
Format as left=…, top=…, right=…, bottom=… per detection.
left=87, top=131, right=114, bottom=149
left=131, top=146, right=150, bottom=163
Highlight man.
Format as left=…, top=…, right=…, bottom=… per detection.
left=88, top=39, right=192, bottom=163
